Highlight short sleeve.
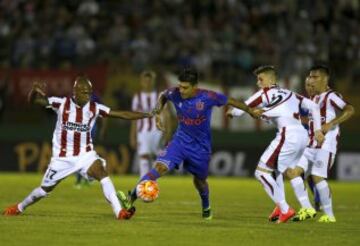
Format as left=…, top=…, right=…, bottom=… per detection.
left=97, top=103, right=111, bottom=118
left=47, top=97, right=65, bottom=112
left=208, top=90, right=228, bottom=107
left=329, top=92, right=347, bottom=110
left=162, top=87, right=177, bottom=102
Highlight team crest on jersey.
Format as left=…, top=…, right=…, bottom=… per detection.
left=196, top=101, right=204, bottom=111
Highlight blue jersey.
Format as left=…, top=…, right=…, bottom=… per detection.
left=164, top=87, right=228, bottom=152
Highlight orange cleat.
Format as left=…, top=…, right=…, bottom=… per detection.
left=276, top=208, right=296, bottom=224
left=269, top=206, right=281, bottom=222
left=117, top=207, right=136, bottom=220
left=3, top=204, right=21, bottom=216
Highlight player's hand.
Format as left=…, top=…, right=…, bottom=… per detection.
left=321, top=122, right=334, bottom=134
left=226, top=108, right=234, bottom=118
left=249, top=108, right=263, bottom=119
left=155, top=114, right=165, bottom=132
left=32, top=81, right=47, bottom=96
left=314, top=130, right=325, bottom=145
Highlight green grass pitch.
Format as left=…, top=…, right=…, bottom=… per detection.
left=1, top=173, right=360, bottom=246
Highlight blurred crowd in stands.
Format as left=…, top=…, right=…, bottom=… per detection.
left=0, top=0, right=359, bottom=85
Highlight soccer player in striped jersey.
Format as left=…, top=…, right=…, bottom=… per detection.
left=3, top=76, right=152, bottom=220
left=228, top=65, right=324, bottom=223
left=129, top=70, right=164, bottom=177
left=290, top=65, right=355, bottom=222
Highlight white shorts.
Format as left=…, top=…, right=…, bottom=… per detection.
left=137, top=131, right=162, bottom=156
left=258, top=126, right=308, bottom=173
left=296, top=148, right=335, bottom=178
left=41, top=151, right=105, bottom=187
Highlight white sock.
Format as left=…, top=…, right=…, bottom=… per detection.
left=100, top=177, right=122, bottom=217
left=255, top=170, right=289, bottom=213
left=18, top=187, right=47, bottom=212
left=275, top=172, right=286, bottom=201
left=139, top=158, right=151, bottom=177
left=316, top=180, right=334, bottom=217
left=290, top=177, right=313, bottom=209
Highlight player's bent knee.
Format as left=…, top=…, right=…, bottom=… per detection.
left=311, top=175, right=324, bottom=184
left=87, top=160, right=107, bottom=181
left=40, top=185, right=54, bottom=194
left=154, top=162, right=169, bottom=175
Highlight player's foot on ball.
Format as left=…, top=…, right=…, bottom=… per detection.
left=276, top=208, right=296, bottom=224
left=202, top=207, right=212, bottom=220
left=269, top=206, right=281, bottom=222
left=117, top=190, right=132, bottom=210
left=292, top=208, right=317, bottom=222
left=318, top=214, right=336, bottom=223
left=3, top=204, right=21, bottom=216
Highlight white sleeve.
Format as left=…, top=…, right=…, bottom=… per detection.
left=329, top=92, right=347, bottom=110
left=301, top=97, right=321, bottom=131
left=231, top=90, right=265, bottom=117
left=97, top=103, right=111, bottom=118
left=47, top=97, right=65, bottom=112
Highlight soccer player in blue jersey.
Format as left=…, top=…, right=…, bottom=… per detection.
left=117, top=68, right=261, bottom=220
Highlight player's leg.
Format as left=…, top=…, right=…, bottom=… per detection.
left=85, top=158, right=131, bottom=219
left=137, top=133, right=154, bottom=177
left=125, top=139, right=184, bottom=206
left=4, top=159, right=70, bottom=216
left=193, top=176, right=212, bottom=220
left=311, top=150, right=336, bottom=222
left=307, top=177, right=321, bottom=211
left=255, top=166, right=293, bottom=219
left=127, top=161, right=169, bottom=204
left=138, top=154, right=152, bottom=178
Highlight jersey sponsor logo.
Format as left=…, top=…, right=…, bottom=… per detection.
left=196, top=101, right=204, bottom=111
left=62, top=122, right=90, bottom=132
left=178, top=115, right=206, bottom=126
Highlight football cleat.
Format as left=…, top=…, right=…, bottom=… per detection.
left=276, top=208, right=296, bottom=224
left=269, top=206, right=281, bottom=222
left=318, top=214, right=336, bottom=223
left=117, top=190, right=133, bottom=210
left=292, top=208, right=317, bottom=222
left=3, top=204, right=22, bottom=216
left=118, top=209, right=132, bottom=220
left=202, top=207, right=212, bottom=220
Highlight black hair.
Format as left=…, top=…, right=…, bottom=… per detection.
left=253, top=65, right=276, bottom=76
left=178, top=67, right=198, bottom=85
left=309, top=64, right=330, bottom=76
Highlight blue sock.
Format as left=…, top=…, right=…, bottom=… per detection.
left=131, top=169, right=161, bottom=201
left=314, top=187, right=320, bottom=203
left=199, top=184, right=210, bottom=209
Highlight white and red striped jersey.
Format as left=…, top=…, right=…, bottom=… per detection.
left=47, top=97, right=110, bottom=157
left=131, top=91, right=159, bottom=133
left=307, top=89, right=348, bottom=153
left=231, top=86, right=321, bottom=131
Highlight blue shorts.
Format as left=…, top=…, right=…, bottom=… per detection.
left=156, top=138, right=211, bottom=180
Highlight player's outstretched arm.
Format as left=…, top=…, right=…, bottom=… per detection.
left=27, top=81, right=49, bottom=107
left=322, top=104, right=355, bottom=134
left=227, top=98, right=262, bottom=118
left=152, top=92, right=168, bottom=115
left=107, top=110, right=152, bottom=120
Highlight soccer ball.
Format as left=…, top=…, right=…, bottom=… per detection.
left=136, top=180, right=160, bottom=203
